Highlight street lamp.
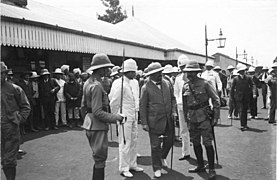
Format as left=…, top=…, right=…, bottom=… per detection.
left=235, top=48, right=247, bottom=65
left=251, top=56, right=254, bottom=66
left=205, top=25, right=226, bottom=62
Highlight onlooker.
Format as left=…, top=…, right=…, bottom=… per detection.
left=53, top=68, right=67, bottom=127
left=30, top=72, right=42, bottom=130
left=39, top=69, right=60, bottom=130
left=1, top=62, right=31, bottom=180
left=267, top=63, right=277, bottom=124
left=61, top=64, right=70, bottom=82
left=226, top=65, right=235, bottom=96
left=228, top=70, right=239, bottom=119
left=231, top=64, right=256, bottom=131
left=64, top=73, right=81, bottom=127
left=248, top=67, right=261, bottom=119
left=258, top=66, right=269, bottom=109
left=7, top=69, right=19, bottom=84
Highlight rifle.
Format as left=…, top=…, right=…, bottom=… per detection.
left=120, top=48, right=126, bottom=145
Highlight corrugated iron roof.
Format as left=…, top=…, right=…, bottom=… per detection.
left=1, top=0, right=197, bottom=54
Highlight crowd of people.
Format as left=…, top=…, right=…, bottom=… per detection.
left=1, top=53, right=276, bottom=180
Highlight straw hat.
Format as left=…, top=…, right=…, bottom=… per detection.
left=40, top=69, right=51, bottom=76
left=30, top=72, right=40, bottom=78
left=162, top=64, right=173, bottom=74
left=110, top=66, right=121, bottom=77
left=53, top=68, right=64, bottom=74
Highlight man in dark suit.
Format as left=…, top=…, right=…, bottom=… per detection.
left=231, top=64, right=256, bottom=131
left=140, top=62, right=177, bottom=178
left=38, top=69, right=60, bottom=130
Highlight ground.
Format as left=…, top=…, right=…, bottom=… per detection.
left=1, top=97, right=276, bottom=180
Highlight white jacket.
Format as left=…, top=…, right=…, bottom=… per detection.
left=201, top=70, right=222, bottom=92
left=174, top=73, right=188, bottom=105
left=109, top=77, right=139, bottom=121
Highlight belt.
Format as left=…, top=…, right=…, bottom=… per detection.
left=188, top=101, right=209, bottom=110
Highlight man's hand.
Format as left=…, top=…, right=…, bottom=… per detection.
left=142, top=124, right=149, bottom=132
left=253, top=95, right=257, bottom=99
left=212, top=118, right=218, bottom=127
left=50, top=89, right=55, bottom=93
left=117, top=114, right=127, bottom=124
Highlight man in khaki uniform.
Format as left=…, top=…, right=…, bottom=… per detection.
left=1, top=62, right=31, bottom=180
left=182, top=60, right=220, bottom=180
left=81, top=53, right=125, bottom=180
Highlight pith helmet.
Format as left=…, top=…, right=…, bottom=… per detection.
left=236, top=63, right=247, bottom=72
left=205, top=60, right=214, bottom=67
left=183, top=60, right=202, bottom=72
left=53, top=68, right=64, bottom=74
left=248, top=67, right=255, bottom=73
left=30, top=72, right=40, bottom=78
left=145, top=62, right=164, bottom=76
left=227, top=65, right=235, bottom=70
left=110, top=66, right=121, bottom=76
left=40, top=69, right=51, bottom=76
left=87, top=53, right=114, bottom=72
left=177, top=54, right=189, bottom=68
left=214, top=66, right=221, bottom=70
left=162, top=64, right=173, bottom=74
left=262, top=66, right=269, bottom=70
left=272, top=62, right=277, bottom=68
left=121, top=59, right=138, bottom=73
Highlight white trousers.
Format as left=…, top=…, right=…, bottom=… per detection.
left=55, top=101, right=67, bottom=125
left=118, top=118, right=138, bottom=172
left=177, top=104, right=190, bottom=156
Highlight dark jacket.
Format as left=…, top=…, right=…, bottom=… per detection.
left=38, top=78, right=60, bottom=102
left=231, top=75, right=256, bottom=102
left=64, top=80, right=81, bottom=108
left=17, top=79, right=35, bottom=105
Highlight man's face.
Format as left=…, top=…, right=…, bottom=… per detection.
left=125, top=71, right=136, bottom=80
left=98, top=68, right=110, bottom=77
left=206, top=66, right=213, bottom=71
left=42, top=74, right=49, bottom=80
left=186, top=71, right=198, bottom=81
left=1, top=72, right=7, bottom=84
left=150, top=71, right=162, bottom=82
left=23, top=74, right=30, bottom=81
left=238, top=70, right=245, bottom=76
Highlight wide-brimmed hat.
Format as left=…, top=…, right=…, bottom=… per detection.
left=272, top=62, right=277, bottom=68
left=213, top=66, right=221, bottom=70
left=40, top=69, right=51, bottom=76
left=30, top=72, right=40, bottom=78
left=227, top=65, right=235, bottom=70
left=0, top=62, right=10, bottom=73
left=205, top=60, right=214, bottom=67
left=136, top=70, right=143, bottom=76
left=162, top=64, right=173, bottom=74
left=121, top=59, right=138, bottom=73
left=172, top=66, right=179, bottom=73
left=145, top=62, right=164, bottom=76
left=110, top=66, right=121, bottom=76
left=183, top=60, right=202, bottom=72
left=268, top=68, right=275, bottom=74
left=232, top=69, right=239, bottom=76
left=53, top=68, right=64, bottom=74
left=236, top=63, right=247, bottom=72
left=87, top=53, right=114, bottom=72
left=248, top=67, right=255, bottom=73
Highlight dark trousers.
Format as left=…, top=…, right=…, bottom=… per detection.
left=250, top=96, right=258, bottom=117
left=148, top=124, right=174, bottom=171
left=41, top=99, right=55, bottom=128
left=238, top=99, right=249, bottom=127
left=229, top=99, right=239, bottom=117
left=269, top=97, right=276, bottom=122
left=261, top=83, right=267, bottom=107
left=33, top=98, right=42, bottom=129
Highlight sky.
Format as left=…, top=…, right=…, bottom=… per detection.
left=35, top=0, right=277, bottom=67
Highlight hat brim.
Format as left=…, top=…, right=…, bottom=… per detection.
left=110, top=71, right=119, bottom=76
left=162, top=70, right=173, bottom=74
left=30, top=75, right=40, bottom=78
left=41, top=72, right=50, bottom=75
left=183, top=68, right=202, bottom=72
left=53, top=72, right=64, bottom=74
left=1, top=69, right=11, bottom=73
left=145, top=67, right=164, bottom=76
left=237, top=68, right=246, bottom=72
left=87, top=63, right=115, bottom=72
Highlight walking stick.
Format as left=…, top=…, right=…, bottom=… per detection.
left=170, top=122, right=175, bottom=170
left=211, top=126, right=219, bottom=165
left=110, top=124, right=113, bottom=141
left=120, top=48, right=126, bottom=145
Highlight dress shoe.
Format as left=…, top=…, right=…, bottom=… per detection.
left=130, top=167, right=144, bottom=172
left=179, top=155, right=190, bottom=161
left=264, top=117, right=269, bottom=121
left=208, top=169, right=216, bottom=180
left=53, top=126, right=58, bottom=130
left=234, top=116, right=239, bottom=119
left=227, top=115, right=232, bottom=119
left=121, top=171, right=133, bottom=178
left=161, top=159, right=168, bottom=168
left=30, top=128, right=39, bottom=132
left=154, top=170, right=161, bottom=178
left=269, top=121, right=277, bottom=124
left=45, top=127, right=49, bottom=131
left=18, top=149, right=25, bottom=154
left=261, top=107, right=266, bottom=109
left=188, top=165, right=206, bottom=173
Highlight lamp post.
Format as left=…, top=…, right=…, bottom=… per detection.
left=205, top=25, right=226, bottom=62
left=251, top=56, right=254, bottom=66
left=235, top=48, right=247, bottom=65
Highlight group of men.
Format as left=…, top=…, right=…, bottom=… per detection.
left=1, top=52, right=276, bottom=180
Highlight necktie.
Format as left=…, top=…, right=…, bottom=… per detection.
left=156, top=81, right=161, bottom=85
left=264, top=73, right=267, bottom=79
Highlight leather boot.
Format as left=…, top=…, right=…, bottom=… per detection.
left=205, top=145, right=215, bottom=170
left=188, top=145, right=205, bottom=173
left=3, top=167, right=16, bottom=180
left=208, top=169, right=217, bottom=180
left=92, top=166, right=104, bottom=180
